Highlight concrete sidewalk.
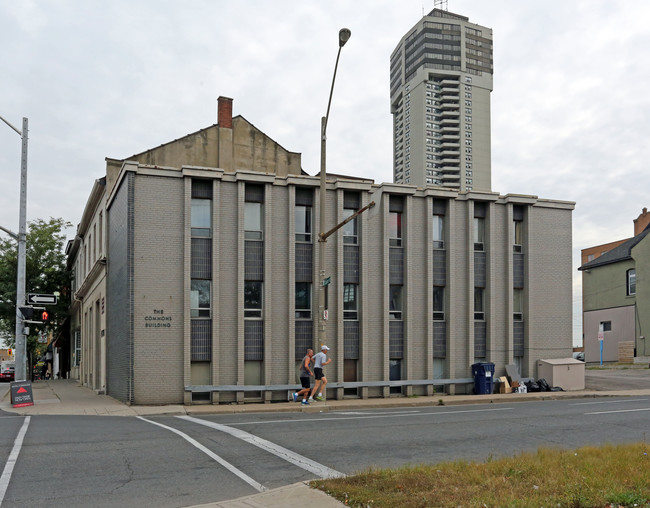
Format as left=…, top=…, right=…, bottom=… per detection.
left=3, top=378, right=650, bottom=508
left=3, top=378, right=650, bottom=417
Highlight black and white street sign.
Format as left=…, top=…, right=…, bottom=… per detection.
left=27, top=293, right=58, bottom=305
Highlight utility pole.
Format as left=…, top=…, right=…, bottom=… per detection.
left=1, top=114, right=29, bottom=382
left=318, top=28, right=351, bottom=348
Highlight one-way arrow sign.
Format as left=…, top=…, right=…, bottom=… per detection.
left=27, top=293, right=58, bottom=305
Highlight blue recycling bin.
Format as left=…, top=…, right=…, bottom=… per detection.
left=471, top=362, right=495, bottom=394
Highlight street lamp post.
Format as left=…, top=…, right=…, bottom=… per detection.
left=318, top=28, right=351, bottom=348
left=0, top=114, right=29, bottom=382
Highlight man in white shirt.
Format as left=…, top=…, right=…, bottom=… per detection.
left=310, top=345, right=332, bottom=401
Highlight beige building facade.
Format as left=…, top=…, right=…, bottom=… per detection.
left=66, top=178, right=108, bottom=392
left=70, top=98, right=574, bottom=405
left=103, top=165, right=573, bottom=405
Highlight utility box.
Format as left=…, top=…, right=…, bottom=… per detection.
left=536, top=358, right=585, bottom=391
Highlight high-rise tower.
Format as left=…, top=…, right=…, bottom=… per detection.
left=390, top=8, right=493, bottom=191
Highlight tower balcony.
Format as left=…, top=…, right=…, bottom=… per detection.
left=440, top=118, right=460, bottom=126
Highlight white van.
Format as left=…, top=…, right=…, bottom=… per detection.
left=0, top=361, right=15, bottom=382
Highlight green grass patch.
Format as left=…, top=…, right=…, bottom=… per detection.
left=311, top=443, right=650, bottom=507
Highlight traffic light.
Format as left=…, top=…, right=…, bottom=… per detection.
left=19, top=306, right=34, bottom=320
left=7, top=349, right=12, bottom=356
left=41, top=310, right=49, bottom=322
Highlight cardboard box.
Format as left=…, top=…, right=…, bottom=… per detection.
left=498, top=376, right=511, bottom=394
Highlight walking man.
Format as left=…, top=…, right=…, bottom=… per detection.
left=310, top=345, right=331, bottom=402
left=293, top=348, right=314, bottom=405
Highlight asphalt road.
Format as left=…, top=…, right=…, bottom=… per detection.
left=2, top=394, right=650, bottom=507
left=584, top=364, right=650, bottom=390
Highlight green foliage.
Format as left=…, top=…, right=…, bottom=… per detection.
left=0, top=217, right=72, bottom=352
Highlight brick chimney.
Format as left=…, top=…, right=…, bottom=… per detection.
left=217, top=96, right=233, bottom=129
left=634, top=207, right=650, bottom=235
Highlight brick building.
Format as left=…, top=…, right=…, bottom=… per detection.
left=68, top=98, right=575, bottom=404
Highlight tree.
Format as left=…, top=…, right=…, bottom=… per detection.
left=0, top=217, right=72, bottom=350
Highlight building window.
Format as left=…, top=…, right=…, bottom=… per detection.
left=389, top=286, right=403, bottom=320
left=191, top=199, right=211, bottom=237
left=627, top=269, right=636, bottom=296
left=474, top=217, right=485, bottom=251
left=98, top=211, right=103, bottom=256
left=343, top=208, right=358, bottom=245
left=474, top=287, right=485, bottom=320
left=344, top=284, right=358, bottom=320
left=245, top=202, right=263, bottom=240
left=295, top=282, right=311, bottom=319
left=244, top=281, right=263, bottom=318
left=600, top=321, right=612, bottom=332
left=433, top=214, right=444, bottom=249
left=73, top=331, right=81, bottom=367
left=587, top=254, right=595, bottom=262
left=295, top=205, right=312, bottom=242
left=433, top=286, right=444, bottom=320
left=513, top=220, right=523, bottom=253
left=513, top=288, right=523, bottom=321
left=389, top=211, right=402, bottom=247
left=191, top=280, right=211, bottom=318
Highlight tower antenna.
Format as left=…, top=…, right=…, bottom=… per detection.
left=434, top=0, right=448, bottom=11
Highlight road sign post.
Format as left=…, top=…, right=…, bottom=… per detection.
left=27, top=293, right=58, bottom=305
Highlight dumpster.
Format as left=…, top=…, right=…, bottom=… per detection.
left=471, top=362, right=495, bottom=394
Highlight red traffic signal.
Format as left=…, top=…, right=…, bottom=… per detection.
left=41, top=311, right=49, bottom=322
left=7, top=349, right=11, bottom=356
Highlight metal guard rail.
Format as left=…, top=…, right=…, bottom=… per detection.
left=185, top=377, right=476, bottom=393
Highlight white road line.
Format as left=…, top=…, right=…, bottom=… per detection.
left=231, top=406, right=514, bottom=426
left=571, top=399, right=648, bottom=406
left=333, top=410, right=421, bottom=415
left=0, top=416, right=30, bottom=506
left=178, top=415, right=344, bottom=479
left=586, top=407, right=650, bottom=415
left=137, top=416, right=266, bottom=493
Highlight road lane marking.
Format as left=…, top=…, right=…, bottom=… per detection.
left=178, top=415, right=344, bottom=479
left=333, top=410, right=421, bottom=415
left=229, top=406, right=514, bottom=426
left=0, top=416, right=30, bottom=506
left=571, top=399, right=648, bottom=406
left=586, top=407, right=650, bottom=415
left=137, top=416, right=266, bottom=493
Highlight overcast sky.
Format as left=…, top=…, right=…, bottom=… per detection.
left=2, top=1, right=649, bottom=346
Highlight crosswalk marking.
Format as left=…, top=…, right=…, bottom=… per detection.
left=177, top=415, right=344, bottom=479
left=137, top=416, right=266, bottom=492
left=0, top=416, right=30, bottom=506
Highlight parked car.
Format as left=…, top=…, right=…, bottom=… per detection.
left=572, top=351, right=585, bottom=362
left=0, top=361, right=15, bottom=382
